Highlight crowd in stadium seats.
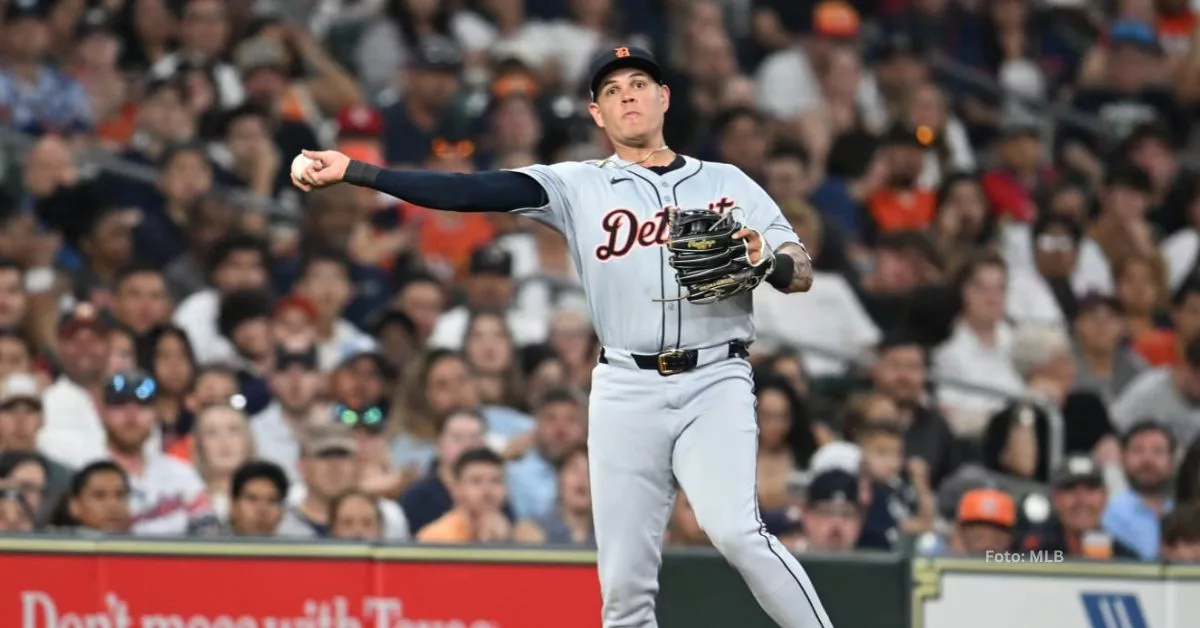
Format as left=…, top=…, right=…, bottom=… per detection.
left=5, top=0, right=1200, bottom=562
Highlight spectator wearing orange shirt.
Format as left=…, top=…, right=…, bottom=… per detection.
left=865, top=122, right=937, bottom=242
left=1114, top=253, right=1177, bottom=366
left=417, top=447, right=513, bottom=544
left=397, top=139, right=497, bottom=283
left=1134, top=276, right=1200, bottom=367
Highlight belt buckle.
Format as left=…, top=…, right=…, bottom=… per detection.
left=656, top=350, right=687, bottom=376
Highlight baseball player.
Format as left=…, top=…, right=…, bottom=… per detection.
left=294, top=46, right=833, bottom=628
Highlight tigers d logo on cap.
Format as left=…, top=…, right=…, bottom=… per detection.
left=614, top=47, right=631, bottom=58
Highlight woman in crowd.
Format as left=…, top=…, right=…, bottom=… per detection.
left=189, top=404, right=255, bottom=527
left=107, top=326, right=137, bottom=375
left=0, top=451, right=49, bottom=520
left=138, top=324, right=199, bottom=448
left=462, top=310, right=524, bottom=409
left=328, top=490, right=384, bottom=541
left=754, top=376, right=818, bottom=511
left=519, top=345, right=568, bottom=413
left=933, top=173, right=996, bottom=275
left=514, top=445, right=594, bottom=546
left=387, top=348, right=477, bottom=478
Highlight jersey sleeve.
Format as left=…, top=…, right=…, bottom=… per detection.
left=508, top=162, right=589, bottom=233
left=729, top=166, right=801, bottom=249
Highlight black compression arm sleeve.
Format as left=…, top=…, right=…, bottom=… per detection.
left=343, top=160, right=547, bottom=212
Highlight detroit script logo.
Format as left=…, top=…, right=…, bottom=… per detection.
left=595, top=197, right=737, bottom=261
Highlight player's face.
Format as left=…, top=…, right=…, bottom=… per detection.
left=455, top=462, right=506, bottom=515
left=954, top=523, right=1012, bottom=555
left=588, top=69, right=670, bottom=147
left=803, top=503, right=862, bottom=552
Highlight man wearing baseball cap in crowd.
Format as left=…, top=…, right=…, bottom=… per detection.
left=950, top=488, right=1016, bottom=556
left=96, top=368, right=206, bottom=535
left=39, top=304, right=113, bottom=468
left=250, top=344, right=326, bottom=483
left=1018, top=454, right=1139, bottom=559
left=382, top=36, right=466, bottom=167
left=0, top=373, right=71, bottom=517
left=279, top=423, right=411, bottom=540
left=800, top=469, right=865, bottom=552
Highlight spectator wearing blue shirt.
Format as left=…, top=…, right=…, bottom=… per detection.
left=1102, top=420, right=1176, bottom=560
left=0, top=1, right=93, bottom=136
left=507, top=386, right=587, bottom=520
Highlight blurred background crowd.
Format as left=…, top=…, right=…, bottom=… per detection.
left=3, top=0, right=1200, bottom=564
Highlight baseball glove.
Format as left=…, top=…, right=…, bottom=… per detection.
left=664, top=207, right=773, bottom=305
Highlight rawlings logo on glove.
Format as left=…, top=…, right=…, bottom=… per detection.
left=663, top=207, right=774, bottom=305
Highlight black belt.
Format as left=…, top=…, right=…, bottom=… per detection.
left=598, top=341, right=749, bottom=376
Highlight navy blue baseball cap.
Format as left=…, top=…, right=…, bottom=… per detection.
left=587, top=45, right=665, bottom=101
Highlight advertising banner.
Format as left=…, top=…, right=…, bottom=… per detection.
left=913, top=559, right=1200, bottom=628
left=0, top=540, right=601, bottom=628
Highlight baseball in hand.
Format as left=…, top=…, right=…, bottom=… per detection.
left=290, top=154, right=314, bottom=183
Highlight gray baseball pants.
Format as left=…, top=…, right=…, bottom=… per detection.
left=587, top=354, right=834, bottom=628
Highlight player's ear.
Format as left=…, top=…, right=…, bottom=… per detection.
left=587, top=101, right=605, bottom=129
left=660, top=84, right=671, bottom=112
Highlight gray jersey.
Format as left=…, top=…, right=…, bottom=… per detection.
left=513, top=155, right=799, bottom=354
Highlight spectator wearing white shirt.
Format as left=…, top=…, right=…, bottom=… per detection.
left=755, top=1, right=865, bottom=171
left=173, top=233, right=271, bottom=366
left=250, top=345, right=326, bottom=483
left=430, top=245, right=543, bottom=349
left=96, top=369, right=206, bottom=536
left=932, top=252, right=1026, bottom=439
left=39, top=305, right=113, bottom=468
left=1007, top=214, right=1083, bottom=329
left=292, top=249, right=377, bottom=372
left=754, top=203, right=879, bottom=376
left=1160, top=177, right=1200, bottom=293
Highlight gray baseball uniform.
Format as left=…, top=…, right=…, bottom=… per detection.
left=514, top=155, right=833, bottom=628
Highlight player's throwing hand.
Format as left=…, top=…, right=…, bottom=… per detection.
left=291, top=149, right=350, bottom=191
